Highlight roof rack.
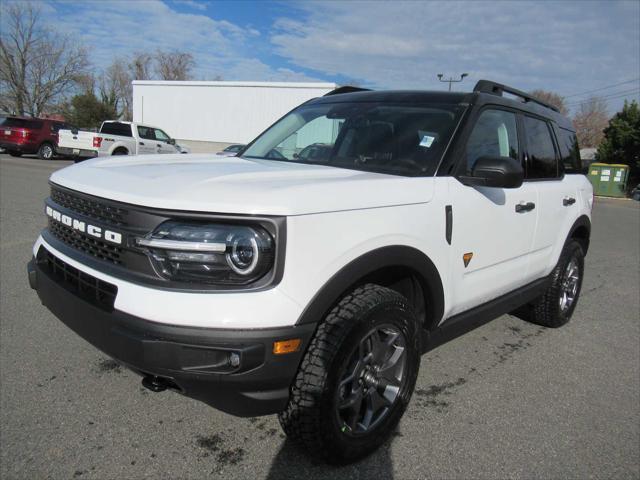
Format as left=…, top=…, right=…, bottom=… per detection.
left=324, top=85, right=372, bottom=96
left=473, top=80, right=560, bottom=112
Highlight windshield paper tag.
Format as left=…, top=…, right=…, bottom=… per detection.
left=419, top=135, right=435, bottom=148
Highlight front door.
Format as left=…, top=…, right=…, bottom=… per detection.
left=447, top=108, right=538, bottom=316
left=154, top=128, right=177, bottom=154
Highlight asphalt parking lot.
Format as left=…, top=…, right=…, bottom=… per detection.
left=0, top=153, right=638, bottom=479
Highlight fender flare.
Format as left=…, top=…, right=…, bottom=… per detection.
left=567, top=215, right=591, bottom=253
left=295, top=245, right=445, bottom=328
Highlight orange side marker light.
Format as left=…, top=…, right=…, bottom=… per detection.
left=273, top=338, right=301, bottom=355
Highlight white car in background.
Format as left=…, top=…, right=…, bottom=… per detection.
left=215, top=144, right=246, bottom=157
left=57, top=121, right=189, bottom=160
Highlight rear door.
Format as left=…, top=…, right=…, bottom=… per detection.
left=523, top=116, right=579, bottom=278
left=448, top=107, right=538, bottom=315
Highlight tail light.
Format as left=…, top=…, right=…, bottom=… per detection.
left=93, top=136, right=103, bottom=148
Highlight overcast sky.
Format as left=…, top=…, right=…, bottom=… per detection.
left=8, top=0, right=640, bottom=114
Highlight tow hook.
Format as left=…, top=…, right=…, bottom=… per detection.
left=141, top=375, right=171, bottom=392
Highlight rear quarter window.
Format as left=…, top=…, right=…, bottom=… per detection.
left=556, top=127, right=582, bottom=174
left=100, top=122, right=133, bottom=137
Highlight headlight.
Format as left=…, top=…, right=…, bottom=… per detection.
left=136, top=221, right=275, bottom=285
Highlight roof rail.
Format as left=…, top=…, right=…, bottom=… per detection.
left=473, top=80, right=560, bottom=112
left=324, top=85, right=372, bottom=96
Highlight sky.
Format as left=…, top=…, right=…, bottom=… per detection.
left=5, top=0, right=640, bottom=114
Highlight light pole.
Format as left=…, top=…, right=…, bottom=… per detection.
left=437, top=73, right=469, bottom=91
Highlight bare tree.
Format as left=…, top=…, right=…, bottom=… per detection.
left=100, top=58, right=132, bottom=119
left=130, top=52, right=153, bottom=81
left=154, top=50, right=195, bottom=81
left=529, top=89, right=568, bottom=116
left=573, top=96, right=609, bottom=148
left=0, top=3, right=89, bottom=116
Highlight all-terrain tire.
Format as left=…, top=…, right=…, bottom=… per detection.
left=278, top=284, right=421, bottom=464
left=528, top=239, right=585, bottom=328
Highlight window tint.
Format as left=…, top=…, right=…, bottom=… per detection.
left=154, top=129, right=169, bottom=141
left=466, top=109, right=519, bottom=171
left=524, top=116, right=558, bottom=179
left=557, top=127, right=581, bottom=174
left=137, top=126, right=155, bottom=140
left=101, top=122, right=132, bottom=137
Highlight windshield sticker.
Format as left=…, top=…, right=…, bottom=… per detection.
left=419, top=135, right=435, bottom=148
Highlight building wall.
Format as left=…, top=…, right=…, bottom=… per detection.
left=132, top=81, right=337, bottom=145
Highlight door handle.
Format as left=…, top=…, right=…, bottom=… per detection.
left=563, top=197, right=576, bottom=206
left=157, top=144, right=162, bottom=148
left=139, top=141, right=145, bottom=145
left=515, top=201, right=536, bottom=213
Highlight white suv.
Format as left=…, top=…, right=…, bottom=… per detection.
left=28, top=81, right=593, bottom=463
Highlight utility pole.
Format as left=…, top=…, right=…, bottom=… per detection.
left=437, top=73, right=469, bottom=91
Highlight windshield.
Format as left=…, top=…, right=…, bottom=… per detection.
left=243, top=102, right=465, bottom=176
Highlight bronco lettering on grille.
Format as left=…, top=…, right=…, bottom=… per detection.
left=45, top=205, right=123, bottom=245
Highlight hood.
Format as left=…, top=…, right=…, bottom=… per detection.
left=49, top=154, right=434, bottom=216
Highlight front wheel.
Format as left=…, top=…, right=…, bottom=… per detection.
left=278, top=284, right=420, bottom=464
left=528, top=239, right=585, bottom=328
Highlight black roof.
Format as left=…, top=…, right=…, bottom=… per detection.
left=310, top=90, right=473, bottom=105
left=311, top=80, right=573, bottom=130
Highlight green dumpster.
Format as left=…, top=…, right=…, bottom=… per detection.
left=587, top=163, right=629, bottom=198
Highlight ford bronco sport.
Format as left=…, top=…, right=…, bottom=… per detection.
left=28, top=80, right=593, bottom=463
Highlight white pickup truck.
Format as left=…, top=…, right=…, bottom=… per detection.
left=57, top=121, right=189, bottom=159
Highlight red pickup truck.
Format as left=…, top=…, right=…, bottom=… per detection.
left=0, top=116, right=73, bottom=160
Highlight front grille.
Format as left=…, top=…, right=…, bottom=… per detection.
left=48, top=219, right=123, bottom=265
left=37, top=248, right=117, bottom=311
left=51, top=187, right=128, bottom=227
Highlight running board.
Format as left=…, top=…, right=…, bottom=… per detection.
left=423, top=275, right=551, bottom=353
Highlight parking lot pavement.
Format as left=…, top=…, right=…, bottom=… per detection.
left=0, top=152, right=638, bottom=479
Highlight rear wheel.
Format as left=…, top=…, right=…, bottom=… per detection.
left=38, top=143, right=54, bottom=160
left=278, top=284, right=420, bottom=464
left=527, top=239, right=585, bottom=328
left=112, top=148, right=128, bottom=156
left=8, top=151, right=22, bottom=157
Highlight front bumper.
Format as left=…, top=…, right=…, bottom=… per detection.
left=28, top=253, right=316, bottom=416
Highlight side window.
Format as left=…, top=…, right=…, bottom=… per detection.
left=137, top=126, right=155, bottom=140
left=466, top=109, right=519, bottom=171
left=524, top=116, right=558, bottom=179
left=154, top=129, right=170, bottom=142
left=557, top=127, right=581, bottom=174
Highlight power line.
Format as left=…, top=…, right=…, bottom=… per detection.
left=563, top=78, right=640, bottom=99
left=567, top=89, right=640, bottom=109
left=566, top=87, right=640, bottom=106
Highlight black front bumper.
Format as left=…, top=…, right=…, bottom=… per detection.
left=28, top=255, right=315, bottom=417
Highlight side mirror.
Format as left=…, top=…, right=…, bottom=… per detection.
left=459, top=156, right=524, bottom=189
left=168, top=138, right=176, bottom=145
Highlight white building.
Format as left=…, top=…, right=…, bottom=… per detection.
left=132, top=80, right=337, bottom=152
